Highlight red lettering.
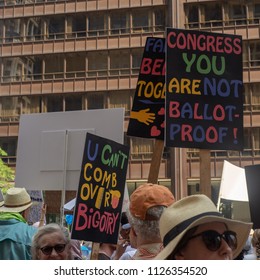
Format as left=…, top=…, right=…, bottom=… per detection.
left=181, top=124, right=193, bottom=141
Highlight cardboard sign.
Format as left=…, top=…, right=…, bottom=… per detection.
left=165, top=28, right=243, bottom=150
left=127, top=37, right=165, bottom=139
left=71, top=133, right=129, bottom=244
left=245, top=164, right=260, bottom=229
left=15, top=109, right=124, bottom=191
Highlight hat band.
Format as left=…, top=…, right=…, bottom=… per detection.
left=4, top=200, right=32, bottom=208
left=163, top=211, right=222, bottom=247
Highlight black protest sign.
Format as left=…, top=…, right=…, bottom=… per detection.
left=71, top=133, right=129, bottom=244
left=165, top=28, right=243, bottom=150
left=245, top=164, right=260, bottom=229
left=127, top=37, right=165, bottom=140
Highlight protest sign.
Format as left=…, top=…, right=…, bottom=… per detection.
left=15, top=108, right=124, bottom=191
left=165, top=28, right=243, bottom=150
left=127, top=37, right=165, bottom=140
left=245, top=164, right=260, bottom=228
left=71, top=133, right=129, bottom=244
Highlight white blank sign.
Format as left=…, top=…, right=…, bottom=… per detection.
left=15, top=109, right=124, bottom=191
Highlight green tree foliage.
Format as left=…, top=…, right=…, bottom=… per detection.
left=0, top=147, right=15, bottom=194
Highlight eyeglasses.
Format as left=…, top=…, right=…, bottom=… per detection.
left=40, top=244, right=66, bottom=255
left=188, top=230, right=237, bottom=251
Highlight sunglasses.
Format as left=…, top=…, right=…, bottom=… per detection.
left=188, top=230, right=237, bottom=251
left=40, top=244, right=66, bottom=255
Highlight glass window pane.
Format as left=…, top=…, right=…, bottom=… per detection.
left=132, top=10, right=149, bottom=32
left=0, top=137, right=17, bottom=156
left=131, top=137, right=154, bottom=160
left=110, top=12, right=129, bottom=34
left=47, top=95, right=63, bottom=112
left=155, top=9, right=165, bottom=31
left=109, top=91, right=131, bottom=116
left=0, top=97, right=20, bottom=118
left=21, top=96, right=41, bottom=114
left=88, top=93, right=104, bottom=109
left=65, top=95, right=82, bottom=111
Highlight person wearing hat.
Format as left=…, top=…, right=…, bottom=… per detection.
left=126, top=183, right=175, bottom=260
left=112, top=212, right=137, bottom=260
left=155, top=194, right=252, bottom=260
left=0, top=187, right=38, bottom=260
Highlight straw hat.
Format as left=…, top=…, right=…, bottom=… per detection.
left=155, top=194, right=252, bottom=259
left=130, top=183, right=175, bottom=220
left=1, top=187, right=32, bottom=213
left=0, top=190, right=4, bottom=207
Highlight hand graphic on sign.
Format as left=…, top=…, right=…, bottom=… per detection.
left=130, top=109, right=155, bottom=125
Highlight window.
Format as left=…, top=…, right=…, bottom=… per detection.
left=88, top=53, right=107, bottom=76
left=88, top=93, right=104, bottom=110
left=252, top=127, right=260, bottom=155
left=242, top=128, right=252, bottom=156
left=110, top=12, right=129, bottom=34
left=46, top=95, right=63, bottom=112
left=65, top=95, right=82, bottom=111
left=203, top=4, right=222, bottom=27
left=186, top=5, right=199, bottom=28
left=249, top=41, right=260, bottom=66
left=45, top=55, right=64, bottom=78
left=132, top=49, right=143, bottom=74
left=110, top=50, right=130, bottom=75
left=71, top=14, right=86, bottom=38
left=132, top=9, right=149, bottom=32
left=0, top=137, right=17, bottom=157
left=229, top=4, right=246, bottom=25
left=48, top=16, right=65, bottom=39
left=251, top=83, right=260, bottom=111
left=21, top=96, right=41, bottom=114
left=254, top=4, right=260, bottom=18
left=0, top=97, right=20, bottom=119
left=155, top=9, right=165, bottom=31
left=109, top=91, right=132, bottom=116
left=131, top=137, right=154, bottom=160
left=66, top=54, right=85, bottom=78
left=243, top=84, right=250, bottom=112
left=88, top=13, right=107, bottom=36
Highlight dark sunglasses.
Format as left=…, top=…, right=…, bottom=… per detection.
left=40, top=244, right=66, bottom=255
left=188, top=230, right=237, bottom=251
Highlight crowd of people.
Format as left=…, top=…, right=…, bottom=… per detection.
left=0, top=184, right=258, bottom=260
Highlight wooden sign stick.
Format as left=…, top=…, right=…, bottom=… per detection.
left=199, top=149, right=211, bottom=198
left=90, top=242, right=100, bottom=260
left=148, top=140, right=164, bottom=184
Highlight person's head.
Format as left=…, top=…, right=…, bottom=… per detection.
left=127, top=183, right=175, bottom=247
left=155, top=194, right=252, bottom=260
left=31, top=223, right=72, bottom=260
left=1, top=187, right=32, bottom=219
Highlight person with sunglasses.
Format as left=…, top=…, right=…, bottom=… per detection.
left=155, top=194, right=252, bottom=260
left=31, top=223, right=72, bottom=260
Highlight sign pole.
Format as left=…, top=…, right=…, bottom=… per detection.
left=60, top=129, right=69, bottom=225
left=199, top=149, right=211, bottom=198
left=148, top=140, right=164, bottom=184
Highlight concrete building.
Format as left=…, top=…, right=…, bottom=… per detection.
left=1, top=1, right=260, bottom=212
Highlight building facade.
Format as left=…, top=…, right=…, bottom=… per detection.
left=1, top=0, right=260, bottom=203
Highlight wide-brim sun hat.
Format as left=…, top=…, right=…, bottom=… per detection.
left=1, top=187, right=32, bottom=213
left=155, top=194, right=252, bottom=260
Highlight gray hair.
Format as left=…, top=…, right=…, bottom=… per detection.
left=127, top=206, right=166, bottom=241
left=31, top=223, right=72, bottom=260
